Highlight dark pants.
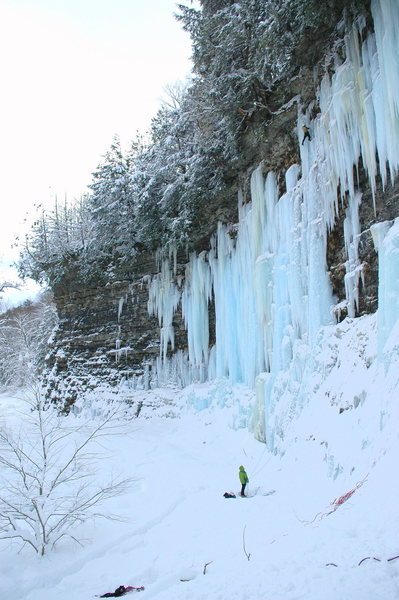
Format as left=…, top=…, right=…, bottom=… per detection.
left=302, top=131, right=311, bottom=144
left=241, top=483, right=246, bottom=496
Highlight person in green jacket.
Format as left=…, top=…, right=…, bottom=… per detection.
left=239, top=465, right=249, bottom=497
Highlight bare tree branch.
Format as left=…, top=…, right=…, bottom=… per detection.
left=242, top=525, right=251, bottom=561
left=0, top=282, right=20, bottom=293
left=0, top=394, right=135, bottom=555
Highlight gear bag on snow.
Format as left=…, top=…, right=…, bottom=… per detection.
left=99, top=585, right=144, bottom=597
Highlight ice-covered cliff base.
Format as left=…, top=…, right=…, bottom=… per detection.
left=179, top=306, right=396, bottom=479
left=121, top=283, right=399, bottom=481
left=19, top=307, right=399, bottom=600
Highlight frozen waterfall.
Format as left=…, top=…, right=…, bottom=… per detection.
left=146, top=0, right=399, bottom=448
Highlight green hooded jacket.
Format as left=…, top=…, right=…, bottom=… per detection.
left=239, top=466, right=249, bottom=484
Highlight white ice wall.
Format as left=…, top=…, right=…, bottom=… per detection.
left=371, top=218, right=399, bottom=362
left=146, top=0, right=399, bottom=448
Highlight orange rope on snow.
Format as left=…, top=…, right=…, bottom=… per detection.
left=302, top=474, right=369, bottom=524
left=332, top=475, right=368, bottom=506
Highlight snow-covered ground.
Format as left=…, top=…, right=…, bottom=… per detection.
left=1, top=313, right=399, bottom=600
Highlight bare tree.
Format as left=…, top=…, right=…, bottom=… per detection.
left=0, top=389, right=134, bottom=555
left=161, top=79, right=188, bottom=110
left=0, top=292, right=57, bottom=389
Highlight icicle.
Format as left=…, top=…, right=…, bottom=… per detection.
left=181, top=252, right=212, bottom=367
left=371, top=218, right=399, bottom=360
left=147, top=259, right=181, bottom=360
left=117, top=296, right=125, bottom=322
left=115, top=326, right=121, bottom=363
left=343, top=192, right=363, bottom=317
left=371, top=0, right=399, bottom=185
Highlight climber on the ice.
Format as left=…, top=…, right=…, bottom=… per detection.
left=239, top=465, right=249, bottom=497
left=302, top=125, right=311, bottom=144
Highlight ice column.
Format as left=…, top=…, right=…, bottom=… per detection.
left=207, top=169, right=279, bottom=386
left=147, top=259, right=181, bottom=359
left=298, top=0, right=399, bottom=323
left=208, top=221, right=243, bottom=382
left=371, top=0, right=399, bottom=185
left=343, top=192, right=363, bottom=317
left=181, top=252, right=212, bottom=367
left=371, top=219, right=399, bottom=359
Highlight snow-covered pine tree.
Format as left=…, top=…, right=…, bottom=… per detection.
left=88, top=135, right=136, bottom=262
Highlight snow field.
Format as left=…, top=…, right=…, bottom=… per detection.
left=1, top=314, right=399, bottom=600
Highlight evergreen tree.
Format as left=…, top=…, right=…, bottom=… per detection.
left=19, top=0, right=368, bottom=282
left=89, top=135, right=136, bottom=261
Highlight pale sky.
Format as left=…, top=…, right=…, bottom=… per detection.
left=0, top=0, right=196, bottom=307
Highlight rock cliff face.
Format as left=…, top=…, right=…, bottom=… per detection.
left=45, top=1, right=399, bottom=407
left=45, top=254, right=161, bottom=408
left=328, top=169, right=399, bottom=318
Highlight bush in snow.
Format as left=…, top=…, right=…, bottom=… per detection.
left=0, top=389, right=134, bottom=556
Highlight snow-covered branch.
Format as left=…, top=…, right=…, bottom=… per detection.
left=0, top=395, right=135, bottom=556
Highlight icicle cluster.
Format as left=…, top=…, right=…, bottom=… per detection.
left=147, top=259, right=181, bottom=360
left=144, top=0, right=399, bottom=446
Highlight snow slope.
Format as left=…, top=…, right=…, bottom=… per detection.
left=1, top=313, right=399, bottom=600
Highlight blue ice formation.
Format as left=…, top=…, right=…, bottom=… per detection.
left=146, top=0, right=399, bottom=446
